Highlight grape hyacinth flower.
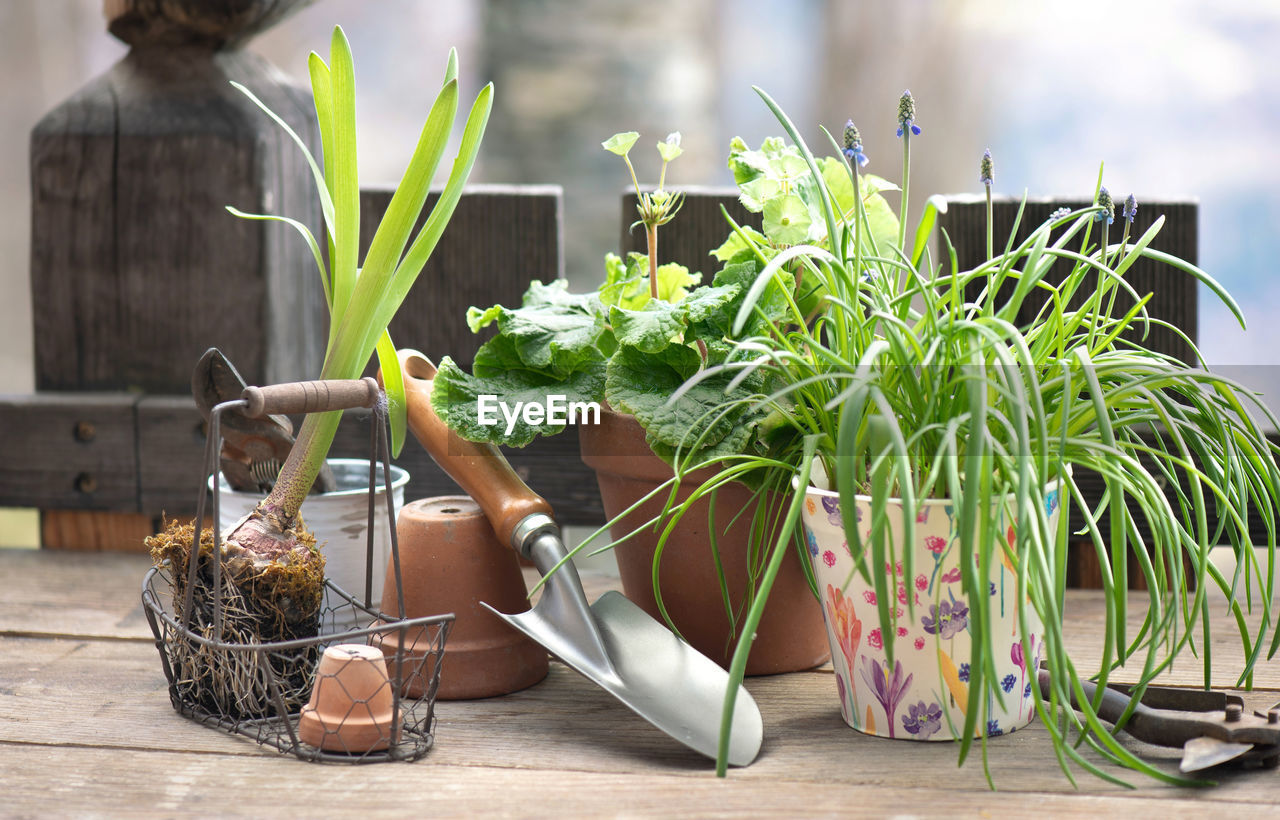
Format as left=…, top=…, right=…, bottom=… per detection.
left=896, top=90, right=921, bottom=137
left=980, top=148, right=994, bottom=187
left=1049, top=206, right=1071, bottom=220
left=843, top=119, right=869, bottom=168
left=1123, top=194, right=1138, bottom=224
left=1095, top=186, right=1115, bottom=224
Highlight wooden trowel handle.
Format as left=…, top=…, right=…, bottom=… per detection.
left=393, top=348, right=554, bottom=547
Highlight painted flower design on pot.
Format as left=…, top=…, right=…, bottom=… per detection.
left=901, top=700, right=942, bottom=739
left=860, top=656, right=913, bottom=739
left=921, top=599, right=969, bottom=640
left=826, top=584, right=862, bottom=722
left=820, top=495, right=849, bottom=526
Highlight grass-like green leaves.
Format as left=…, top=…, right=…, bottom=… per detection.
left=228, top=26, right=492, bottom=516
left=671, top=89, right=1280, bottom=784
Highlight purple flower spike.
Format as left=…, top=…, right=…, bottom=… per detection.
left=842, top=119, right=870, bottom=168
left=1123, top=194, right=1138, bottom=224
left=896, top=90, right=922, bottom=138
left=980, top=148, right=994, bottom=187
left=1094, top=187, right=1115, bottom=225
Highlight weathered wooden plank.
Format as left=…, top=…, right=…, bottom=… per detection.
left=8, top=743, right=1280, bottom=819
left=4, top=640, right=1280, bottom=807
left=939, top=196, right=1198, bottom=364
left=41, top=511, right=155, bottom=553
left=136, top=395, right=208, bottom=517
left=0, top=393, right=139, bottom=511
left=0, top=549, right=154, bottom=639
left=31, top=48, right=325, bottom=393
left=361, top=184, right=564, bottom=371
left=6, top=549, right=1280, bottom=809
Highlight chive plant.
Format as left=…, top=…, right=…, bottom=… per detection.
left=653, top=88, right=1280, bottom=784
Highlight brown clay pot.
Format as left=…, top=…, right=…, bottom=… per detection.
left=579, top=407, right=829, bottom=675
left=375, top=496, right=548, bottom=699
left=298, top=644, right=398, bottom=753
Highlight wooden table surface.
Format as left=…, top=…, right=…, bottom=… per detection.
left=4, top=547, right=1280, bottom=818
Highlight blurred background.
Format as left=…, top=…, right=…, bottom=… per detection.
left=2, top=0, right=1278, bottom=540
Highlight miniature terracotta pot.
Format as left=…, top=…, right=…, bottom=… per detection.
left=298, top=644, right=398, bottom=753
left=375, top=496, right=548, bottom=699
left=579, top=407, right=830, bottom=675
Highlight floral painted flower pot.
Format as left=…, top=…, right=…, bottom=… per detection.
left=799, top=480, right=1062, bottom=741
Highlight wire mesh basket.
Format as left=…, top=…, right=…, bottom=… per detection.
left=141, top=379, right=453, bottom=763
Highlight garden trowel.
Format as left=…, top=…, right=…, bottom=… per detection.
left=1037, top=668, right=1280, bottom=772
left=394, top=348, right=763, bottom=767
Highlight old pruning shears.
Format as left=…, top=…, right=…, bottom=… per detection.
left=191, top=348, right=336, bottom=493
left=1037, top=667, right=1280, bottom=773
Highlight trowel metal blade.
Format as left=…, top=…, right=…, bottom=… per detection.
left=485, top=591, right=764, bottom=767
left=1180, top=736, right=1255, bottom=772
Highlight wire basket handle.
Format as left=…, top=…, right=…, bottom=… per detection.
left=241, top=378, right=381, bottom=417
left=186, top=377, right=394, bottom=640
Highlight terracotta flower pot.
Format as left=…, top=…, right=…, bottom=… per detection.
left=579, top=407, right=829, bottom=675
left=298, top=644, right=399, bottom=753
left=799, top=479, right=1063, bottom=740
left=373, top=496, right=548, bottom=700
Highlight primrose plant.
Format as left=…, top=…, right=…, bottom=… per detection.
left=433, top=131, right=760, bottom=467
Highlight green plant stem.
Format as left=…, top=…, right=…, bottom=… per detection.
left=898, top=130, right=911, bottom=261
left=985, top=183, right=993, bottom=262
left=258, top=410, right=343, bottom=521
left=647, top=223, right=660, bottom=300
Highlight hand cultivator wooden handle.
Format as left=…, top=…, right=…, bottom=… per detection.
left=240, top=378, right=381, bottom=418
left=394, top=349, right=553, bottom=547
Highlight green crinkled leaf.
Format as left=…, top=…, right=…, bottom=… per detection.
left=431, top=352, right=605, bottom=447
left=599, top=252, right=650, bottom=310
left=610, top=301, right=686, bottom=353
left=861, top=189, right=901, bottom=261
left=681, top=284, right=741, bottom=327
left=486, top=280, right=607, bottom=377
left=817, top=157, right=900, bottom=254
left=606, top=344, right=767, bottom=464
left=654, top=262, right=701, bottom=303
left=763, top=194, right=811, bottom=245
left=603, top=131, right=639, bottom=156
left=599, top=253, right=699, bottom=309
left=605, top=254, right=646, bottom=307
left=711, top=226, right=768, bottom=263
left=466, top=303, right=503, bottom=332
left=711, top=258, right=790, bottom=336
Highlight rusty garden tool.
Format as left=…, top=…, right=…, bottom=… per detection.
left=1037, top=668, right=1280, bottom=772
left=393, top=348, right=764, bottom=767
left=192, top=348, right=335, bottom=493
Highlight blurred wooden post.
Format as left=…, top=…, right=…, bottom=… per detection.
left=27, top=1, right=321, bottom=548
